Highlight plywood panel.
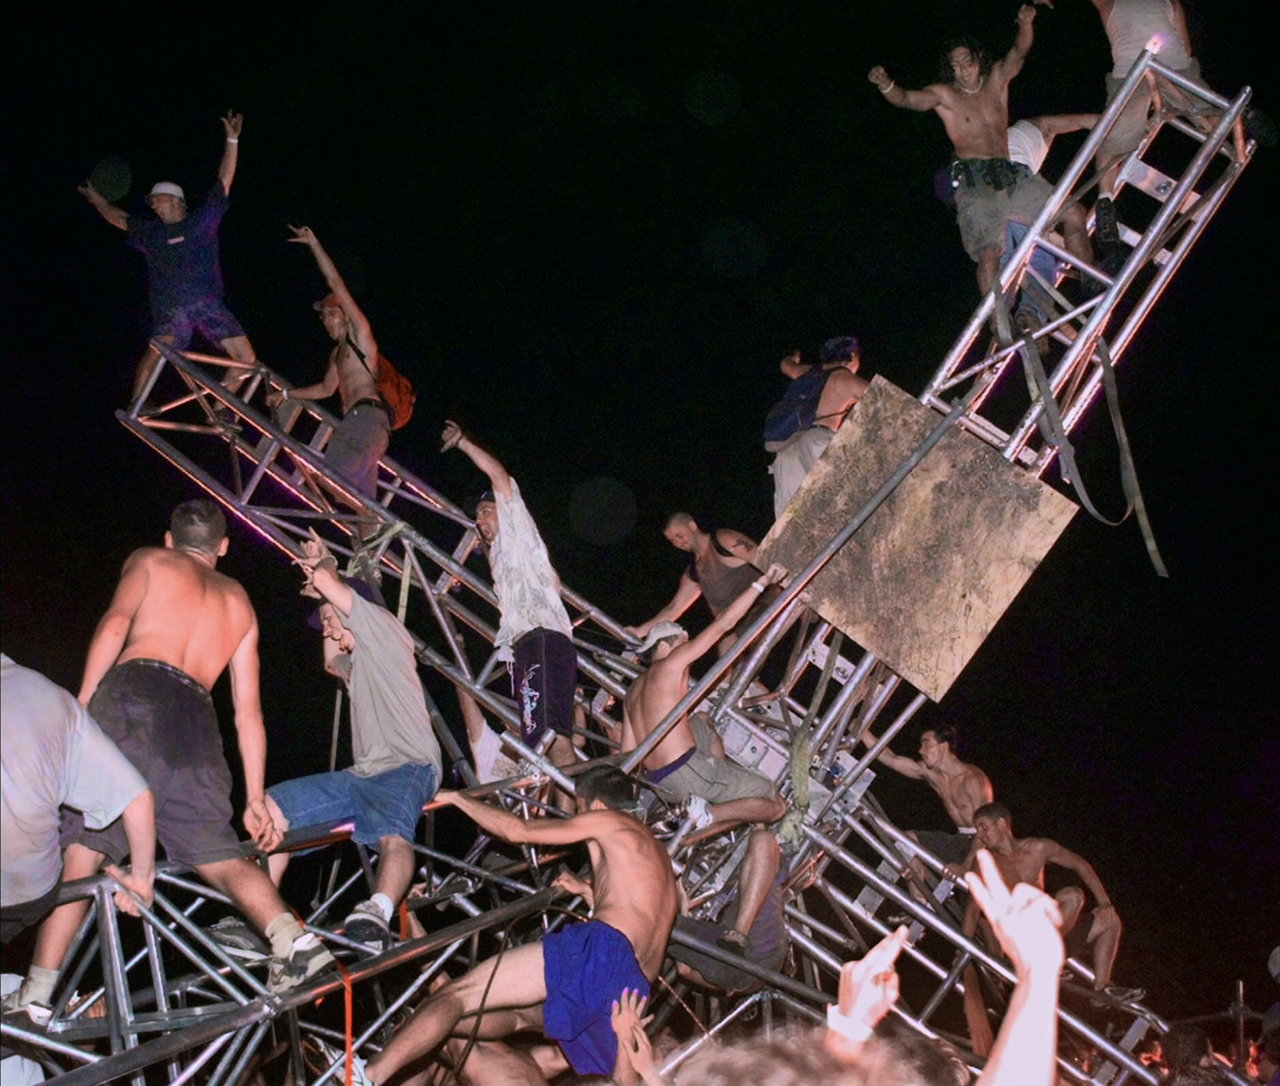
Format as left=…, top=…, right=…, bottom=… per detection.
left=757, top=376, right=1077, bottom=700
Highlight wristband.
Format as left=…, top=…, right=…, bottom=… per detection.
left=880, top=80, right=896, bottom=94
left=281, top=389, right=289, bottom=401
left=827, top=1004, right=873, bottom=1045
left=750, top=581, right=765, bottom=594
left=226, top=137, right=239, bottom=144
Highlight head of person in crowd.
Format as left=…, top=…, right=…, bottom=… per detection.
left=819, top=335, right=861, bottom=371
left=972, top=801, right=1013, bottom=850
left=168, top=498, right=228, bottom=559
left=308, top=577, right=385, bottom=654
left=574, top=765, right=640, bottom=815
left=146, top=181, right=188, bottom=224
left=918, top=725, right=959, bottom=768
left=312, top=293, right=347, bottom=342
left=939, top=36, right=992, bottom=92
left=465, top=490, right=498, bottom=547
left=632, top=621, right=689, bottom=663
left=1161, top=1025, right=1213, bottom=1075
left=663, top=511, right=699, bottom=553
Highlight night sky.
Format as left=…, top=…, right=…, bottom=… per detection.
left=3, top=2, right=1276, bottom=1028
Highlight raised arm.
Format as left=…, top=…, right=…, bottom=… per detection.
left=668, top=563, right=785, bottom=665
left=968, top=850, right=1064, bottom=1086
left=856, top=725, right=927, bottom=779
left=218, top=112, right=243, bottom=194
left=79, top=551, right=148, bottom=704
left=298, top=533, right=355, bottom=615
left=227, top=610, right=281, bottom=851
left=868, top=66, right=944, bottom=112
left=440, top=420, right=512, bottom=498
left=78, top=181, right=129, bottom=232
left=993, top=5, right=1039, bottom=84
left=287, top=225, right=377, bottom=365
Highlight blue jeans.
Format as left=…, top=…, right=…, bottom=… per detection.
left=268, top=763, right=436, bottom=848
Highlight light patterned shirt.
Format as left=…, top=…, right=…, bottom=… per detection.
left=490, top=480, right=573, bottom=660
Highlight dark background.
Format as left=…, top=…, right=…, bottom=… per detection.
left=3, top=2, right=1275, bottom=1026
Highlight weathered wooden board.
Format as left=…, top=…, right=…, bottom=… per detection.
left=757, top=376, right=1077, bottom=700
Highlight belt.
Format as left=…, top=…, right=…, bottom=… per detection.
left=349, top=398, right=392, bottom=419
left=644, top=746, right=697, bottom=784
left=950, top=158, right=1024, bottom=191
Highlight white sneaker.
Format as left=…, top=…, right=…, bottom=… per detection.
left=343, top=899, right=392, bottom=951
left=304, top=1035, right=375, bottom=1086
left=685, top=794, right=714, bottom=831
left=267, top=933, right=336, bottom=993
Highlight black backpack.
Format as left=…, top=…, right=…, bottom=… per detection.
left=763, top=368, right=829, bottom=445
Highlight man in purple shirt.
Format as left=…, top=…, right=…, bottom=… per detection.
left=78, top=113, right=257, bottom=404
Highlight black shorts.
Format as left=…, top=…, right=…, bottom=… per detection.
left=65, top=660, right=244, bottom=867
left=512, top=628, right=578, bottom=745
left=0, top=877, right=62, bottom=945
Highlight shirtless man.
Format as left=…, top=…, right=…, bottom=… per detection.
left=267, top=226, right=390, bottom=500
left=78, top=113, right=256, bottom=404
left=869, top=3, right=1093, bottom=297
left=346, top=766, right=677, bottom=1082
left=968, top=801, right=1138, bottom=1001
left=622, top=565, right=788, bottom=946
left=625, top=514, right=762, bottom=656
left=27, top=500, right=334, bottom=994
left=859, top=724, right=993, bottom=871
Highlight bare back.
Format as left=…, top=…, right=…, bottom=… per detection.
left=584, top=811, right=679, bottom=978
left=814, top=367, right=870, bottom=432
left=931, top=80, right=1015, bottom=160
left=114, top=547, right=256, bottom=692
left=622, top=656, right=697, bottom=771
left=330, top=339, right=380, bottom=415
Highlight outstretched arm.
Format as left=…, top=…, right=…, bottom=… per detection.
left=668, top=563, right=786, bottom=665
left=440, top=419, right=512, bottom=498
left=438, top=789, right=617, bottom=847
left=856, top=726, right=928, bottom=779
left=994, top=5, right=1039, bottom=84
left=624, top=571, right=702, bottom=640
left=1028, top=113, right=1099, bottom=140
left=78, top=181, right=129, bottom=231
left=218, top=112, right=243, bottom=194
left=1043, top=840, right=1111, bottom=908
left=868, top=66, right=944, bottom=111
left=287, top=225, right=377, bottom=366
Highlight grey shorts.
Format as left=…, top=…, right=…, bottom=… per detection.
left=647, top=714, right=777, bottom=806
left=328, top=401, right=391, bottom=497
left=1099, top=58, right=1207, bottom=162
left=954, top=160, right=1053, bottom=261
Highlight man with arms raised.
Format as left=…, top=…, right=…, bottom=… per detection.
left=622, top=565, right=789, bottom=949
left=26, top=500, right=334, bottom=994
left=625, top=513, right=762, bottom=657
left=267, top=227, right=391, bottom=503
left=967, top=801, right=1140, bottom=1003
left=323, top=766, right=677, bottom=1083
left=78, top=113, right=256, bottom=405
left=868, top=4, right=1095, bottom=298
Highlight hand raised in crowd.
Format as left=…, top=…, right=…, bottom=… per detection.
left=441, top=419, right=466, bottom=453
left=612, top=988, right=662, bottom=1085
left=827, top=924, right=909, bottom=1060
left=286, top=224, right=319, bottom=248
left=965, top=849, right=1064, bottom=980
left=222, top=111, right=244, bottom=140
left=296, top=530, right=339, bottom=597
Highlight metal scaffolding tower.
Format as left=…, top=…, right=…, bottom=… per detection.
left=2, top=48, right=1257, bottom=1086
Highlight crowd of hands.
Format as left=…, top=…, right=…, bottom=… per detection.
left=607, top=849, right=1066, bottom=1086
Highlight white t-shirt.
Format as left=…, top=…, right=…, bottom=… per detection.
left=1007, top=120, right=1050, bottom=174
left=1, top=655, right=147, bottom=907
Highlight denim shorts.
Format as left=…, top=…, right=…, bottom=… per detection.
left=268, top=763, right=437, bottom=848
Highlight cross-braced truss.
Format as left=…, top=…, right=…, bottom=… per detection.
left=3, top=48, right=1257, bottom=1086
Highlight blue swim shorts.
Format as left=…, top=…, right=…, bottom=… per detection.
left=542, top=920, right=649, bottom=1076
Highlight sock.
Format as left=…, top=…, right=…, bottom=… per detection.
left=265, top=913, right=305, bottom=959
left=22, top=965, right=59, bottom=1006
left=369, top=893, right=394, bottom=922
